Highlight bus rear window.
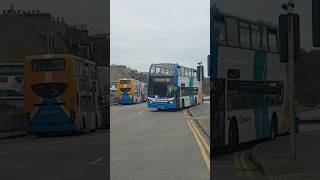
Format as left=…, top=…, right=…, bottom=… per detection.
left=120, top=80, right=131, bottom=84
left=32, top=58, right=65, bottom=71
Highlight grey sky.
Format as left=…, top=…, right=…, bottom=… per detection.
left=111, top=0, right=210, bottom=72
left=0, top=0, right=108, bottom=33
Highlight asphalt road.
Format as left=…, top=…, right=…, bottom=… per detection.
left=212, top=123, right=320, bottom=180
left=0, top=130, right=109, bottom=180
left=110, top=103, right=209, bottom=180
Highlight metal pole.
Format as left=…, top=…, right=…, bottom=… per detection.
left=287, top=0, right=296, bottom=160
left=200, top=63, right=204, bottom=112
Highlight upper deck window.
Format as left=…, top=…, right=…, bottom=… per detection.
left=185, top=68, right=189, bottom=77
left=251, top=24, right=262, bottom=50
left=150, top=66, right=156, bottom=74
left=261, top=26, right=269, bottom=51
left=268, top=29, right=278, bottom=53
left=226, top=17, right=239, bottom=47
left=239, top=21, right=251, bottom=48
left=156, top=67, right=161, bottom=74
left=32, top=58, right=65, bottom=72
left=150, top=64, right=174, bottom=76
left=214, top=17, right=226, bottom=45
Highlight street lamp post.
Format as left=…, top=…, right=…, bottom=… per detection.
left=283, top=0, right=297, bottom=160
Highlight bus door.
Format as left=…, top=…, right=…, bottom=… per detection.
left=211, top=78, right=225, bottom=148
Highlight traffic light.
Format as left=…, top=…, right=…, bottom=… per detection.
left=279, top=14, right=300, bottom=63
left=313, top=0, right=320, bottom=47
left=197, top=66, right=204, bottom=81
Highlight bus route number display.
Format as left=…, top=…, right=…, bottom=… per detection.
left=150, top=77, right=173, bottom=83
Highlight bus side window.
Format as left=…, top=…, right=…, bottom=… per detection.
left=226, top=17, right=239, bottom=47
left=261, top=26, right=268, bottom=51
left=150, top=67, right=156, bottom=74
left=214, top=18, right=226, bottom=45
left=268, top=29, right=278, bottom=53
left=239, top=21, right=251, bottom=48
left=251, top=24, right=262, bottom=50
left=181, top=67, right=185, bottom=76
left=156, top=67, right=161, bottom=74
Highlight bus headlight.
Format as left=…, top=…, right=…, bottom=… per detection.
left=148, top=97, right=155, bottom=103
left=168, top=98, right=174, bottom=104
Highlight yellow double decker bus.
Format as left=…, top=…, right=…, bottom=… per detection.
left=117, top=79, right=142, bottom=105
left=24, top=54, right=100, bottom=135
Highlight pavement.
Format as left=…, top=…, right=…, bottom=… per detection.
left=252, top=126, right=320, bottom=180
left=300, top=108, right=320, bottom=123
left=110, top=103, right=209, bottom=180
left=187, top=101, right=210, bottom=138
left=0, top=130, right=25, bottom=140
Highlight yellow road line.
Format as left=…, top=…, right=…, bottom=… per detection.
left=187, top=119, right=210, bottom=171
left=233, top=152, right=246, bottom=177
left=189, top=120, right=210, bottom=153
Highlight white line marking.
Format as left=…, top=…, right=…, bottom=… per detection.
left=89, top=156, right=105, bottom=165
left=138, top=110, right=143, bottom=114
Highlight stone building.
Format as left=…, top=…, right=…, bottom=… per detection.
left=0, top=5, right=109, bottom=65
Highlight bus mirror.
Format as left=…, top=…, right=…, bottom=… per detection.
left=313, top=0, right=320, bottom=46
left=279, top=14, right=300, bottom=63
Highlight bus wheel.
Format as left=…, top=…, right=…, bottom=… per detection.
left=270, top=115, right=278, bottom=140
left=228, top=121, right=238, bottom=153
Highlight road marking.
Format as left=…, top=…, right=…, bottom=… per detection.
left=233, top=152, right=246, bottom=176
left=89, top=156, right=105, bottom=165
left=189, top=120, right=210, bottom=152
left=138, top=110, right=143, bottom=114
left=187, top=119, right=210, bottom=171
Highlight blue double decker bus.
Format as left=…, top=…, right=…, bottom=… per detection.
left=147, top=63, right=199, bottom=110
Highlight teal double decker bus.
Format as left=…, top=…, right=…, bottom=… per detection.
left=147, top=63, right=199, bottom=110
